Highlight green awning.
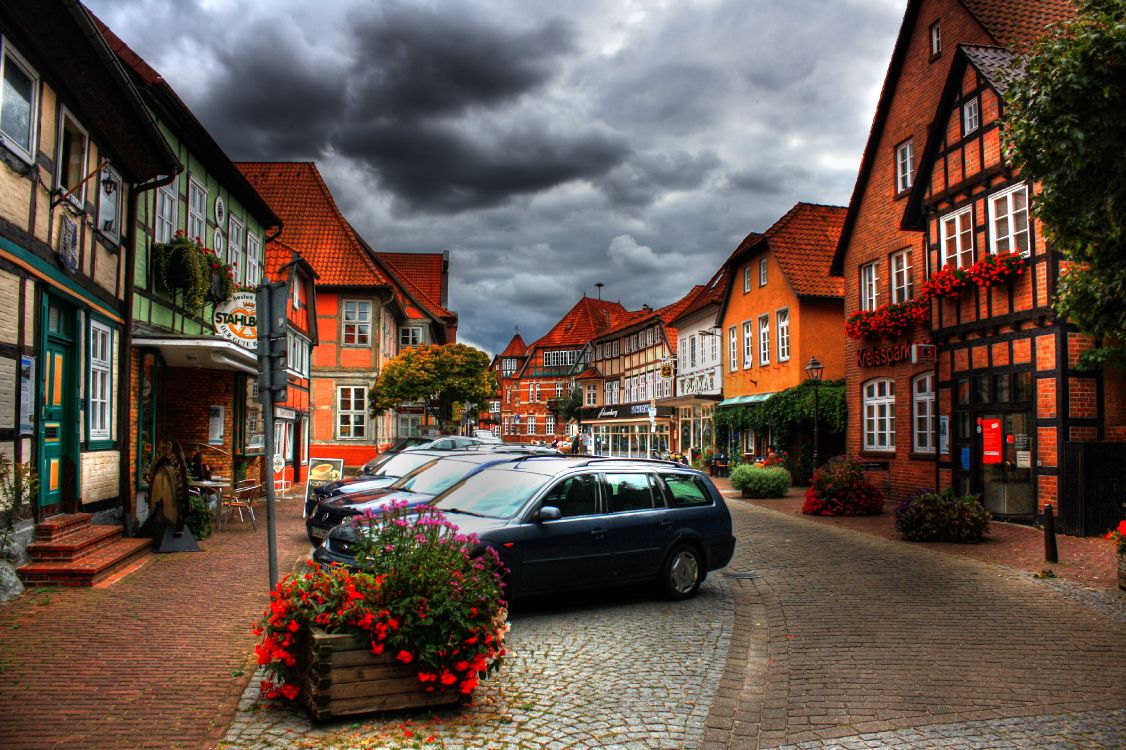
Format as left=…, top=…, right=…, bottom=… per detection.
left=717, top=392, right=776, bottom=407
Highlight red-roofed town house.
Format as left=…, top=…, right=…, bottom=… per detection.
left=574, top=289, right=704, bottom=457
left=505, top=297, right=631, bottom=445
left=237, top=162, right=456, bottom=469
left=480, top=332, right=529, bottom=437
left=716, top=203, right=847, bottom=466
left=831, top=0, right=1124, bottom=534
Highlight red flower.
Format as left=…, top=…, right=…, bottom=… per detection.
left=396, top=650, right=414, bottom=664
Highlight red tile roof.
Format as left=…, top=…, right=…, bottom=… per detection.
left=236, top=162, right=388, bottom=287
left=263, top=240, right=297, bottom=281
left=499, top=334, right=528, bottom=357
left=530, top=297, right=632, bottom=351
left=672, top=266, right=728, bottom=324
left=375, top=252, right=454, bottom=320
left=961, top=0, right=1074, bottom=49
left=763, top=203, right=847, bottom=298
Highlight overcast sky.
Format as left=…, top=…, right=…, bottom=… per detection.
left=87, top=0, right=905, bottom=356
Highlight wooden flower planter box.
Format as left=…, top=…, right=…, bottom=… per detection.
left=300, top=627, right=461, bottom=721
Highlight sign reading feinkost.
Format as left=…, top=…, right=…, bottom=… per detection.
left=213, top=291, right=258, bottom=349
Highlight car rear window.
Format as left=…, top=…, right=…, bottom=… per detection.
left=662, top=474, right=713, bottom=507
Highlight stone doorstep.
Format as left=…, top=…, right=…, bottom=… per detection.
left=16, top=537, right=152, bottom=587
left=33, top=513, right=94, bottom=542
left=25, top=523, right=124, bottom=562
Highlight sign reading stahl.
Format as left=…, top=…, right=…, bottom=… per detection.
left=213, top=291, right=258, bottom=350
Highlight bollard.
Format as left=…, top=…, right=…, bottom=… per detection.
left=1043, top=503, right=1059, bottom=564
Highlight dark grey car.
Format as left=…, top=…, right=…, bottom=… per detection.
left=314, top=457, right=736, bottom=601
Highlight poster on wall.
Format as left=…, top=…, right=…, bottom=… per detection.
left=982, top=418, right=1002, bottom=464
left=304, top=458, right=345, bottom=517
left=19, top=356, right=34, bottom=435
left=938, top=416, right=949, bottom=455
left=209, top=405, right=225, bottom=445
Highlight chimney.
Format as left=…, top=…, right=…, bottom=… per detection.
left=441, top=250, right=450, bottom=308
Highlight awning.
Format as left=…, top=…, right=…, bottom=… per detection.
left=133, top=336, right=257, bottom=374
left=717, top=392, right=777, bottom=407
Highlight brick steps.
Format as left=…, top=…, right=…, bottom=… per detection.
left=17, top=515, right=152, bottom=588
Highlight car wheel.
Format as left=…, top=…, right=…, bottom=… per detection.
left=661, top=544, right=703, bottom=600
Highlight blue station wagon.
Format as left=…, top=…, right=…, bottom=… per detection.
left=314, top=457, right=736, bottom=601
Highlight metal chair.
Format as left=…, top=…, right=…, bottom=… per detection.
left=221, top=480, right=262, bottom=530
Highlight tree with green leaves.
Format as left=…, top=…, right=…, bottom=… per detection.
left=1003, top=0, right=1126, bottom=367
left=369, top=344, right=497, bottom=431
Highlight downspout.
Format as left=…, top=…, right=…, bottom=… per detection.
left=119, top=168, right=180, bottom=533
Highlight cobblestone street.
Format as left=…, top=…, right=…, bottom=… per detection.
left=218, top=496, right=1126, bottom=750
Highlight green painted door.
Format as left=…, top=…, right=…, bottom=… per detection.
left=39, top=300, right=76, bottom=513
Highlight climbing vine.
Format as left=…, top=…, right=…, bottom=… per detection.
left=712, top=379, right=846, bottom=448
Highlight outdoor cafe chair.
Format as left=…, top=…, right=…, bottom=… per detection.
left=221, top=479, right=262, bottom=530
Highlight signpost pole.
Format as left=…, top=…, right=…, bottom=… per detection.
left=256, top=285, right=278, bottom=591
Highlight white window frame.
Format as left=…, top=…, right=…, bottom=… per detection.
left=987, top=183, right=1031, bottom=257
left=890, top=249, right=913, bottom=303
left=337, top=385, right=368, bottom=440
left=743, top=265, right=751, bottom=293
left=962, top=97, right=980, bottom=135
left=155, top=180, right=178, bottom=244
left=56, top=107, right=89, bottom=209
left=860, top=261, right=879, bottom=312
left=863, top=378, right=896, bottom=452
left=0, top=39, right=39, bottom=164
left=930, top=21, right=941, bottom=56
left=546, top=414, right=555, bottom=435
left=895, top=139, right=913, bottom=193
left=342, top=300, right=372, bottom=347
left=246, top=233, right=261, bottom=286
left=88, top=321, right=112, bottom=442
left=913, top=372, right=935, bottom=453
left=228, top=215, right=244, bottom=286
left=940, top=205, right=974, bottom=268
left=587, top=384, right=598, bottom=406
left=399, top=326, right=423, bottom=349
left=728, top=326, right=737, bottom=372
left=742, top=320, right=754, bottom=369
left=759, top=257, right=768, bottom=287
left=526, top=414, right=536, bottom=436
left=187, top=176, right=207, bottom=244
left=776, top=308, right=790, bottom=362
left=758, top=315, right=770, bottom=365
left=287, top=333, right=310, bottom=378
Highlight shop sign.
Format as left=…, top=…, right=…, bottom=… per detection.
left=911, top=343, right=936, bottom=363
left=982, top=418, right=1002, bottom=464
left=857, top=342, right=911, bottom=368
left=276, top=407, right=297, bottom=421
left=598, top=407, right=619, bottom=419
left=213, top=292, right=258, bottom=350
left=304, top=457, right=344, bottom=509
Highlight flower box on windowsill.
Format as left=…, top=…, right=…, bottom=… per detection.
left=299, top=627, right=463, bottom=722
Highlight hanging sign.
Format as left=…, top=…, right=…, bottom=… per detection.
left=213, top=291, right=258, bottom=350
left=982, top=418, right=1002, bottom=464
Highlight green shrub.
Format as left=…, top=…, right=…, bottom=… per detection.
left=801, top=456, right=883, bottom=515
left=729, top=465, right=792, bottom=498
left=895, top=489, right=991, bottom=543
left=186, top=492, right=214, bottom=540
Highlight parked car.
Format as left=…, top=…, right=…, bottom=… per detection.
left=473, top=429, right=502, bottom=444
left=403, top=435, right=490, bottom=451
left=305, top=452, right=525, bottom=544
left=314, top=457, right=736, bottom=601
left=305, top=450, right=450, bottom=518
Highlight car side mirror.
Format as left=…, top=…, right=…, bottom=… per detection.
left=536, top=506, right=562, bottom=522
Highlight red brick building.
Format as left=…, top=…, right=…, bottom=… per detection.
left=481, top=332, right=529, bottom=437
left=503, top=298, right=632, bottom=444
left=832, top=0, right=1124, bottom=533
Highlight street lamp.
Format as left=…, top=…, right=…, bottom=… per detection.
left=804, top=355, right=824, bottom=469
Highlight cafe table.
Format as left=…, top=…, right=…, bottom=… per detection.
left=189, top=477, right=230, bottom=531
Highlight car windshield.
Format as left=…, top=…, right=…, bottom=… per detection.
left=432, top=469, right=547, bottom=518
left=371, top=452, right=437, bottom=478
left=388, top=459, right=480, bottom=495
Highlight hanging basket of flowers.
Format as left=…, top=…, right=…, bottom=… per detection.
left=845, top=298, right=929, bottom=340
left=152, top=231, right=236, bottom=311
left=253, top=502, right=509, bottom=720
left=966, top=251, right=1026, bottom=288
left=921, top=264, right=972, bottom=300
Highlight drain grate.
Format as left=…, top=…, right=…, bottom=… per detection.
left=726, top=570, right=760, bottom=579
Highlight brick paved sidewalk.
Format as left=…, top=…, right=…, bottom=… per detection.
left=0, top=496, right=313, bottom=750
left=712, top=478, right=1122, bottom=591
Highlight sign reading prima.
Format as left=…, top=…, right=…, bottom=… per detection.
left=213, top=291, right=258, bottom=349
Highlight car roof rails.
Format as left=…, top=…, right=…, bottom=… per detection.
left=574, top=457, right=683, bottom=468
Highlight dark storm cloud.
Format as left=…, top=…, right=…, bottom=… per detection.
left=336, top=120, right=630, bottom=212
left=347, top=8, right=575, bottom=119
left=84, top=0, right=905, bottom=355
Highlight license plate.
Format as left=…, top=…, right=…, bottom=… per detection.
left=310, top=526, right=328, bottom=539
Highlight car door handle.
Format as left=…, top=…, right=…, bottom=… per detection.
left=659, top=519, right=673, bottom=528
left=590, top=527, right=607, bottom=538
